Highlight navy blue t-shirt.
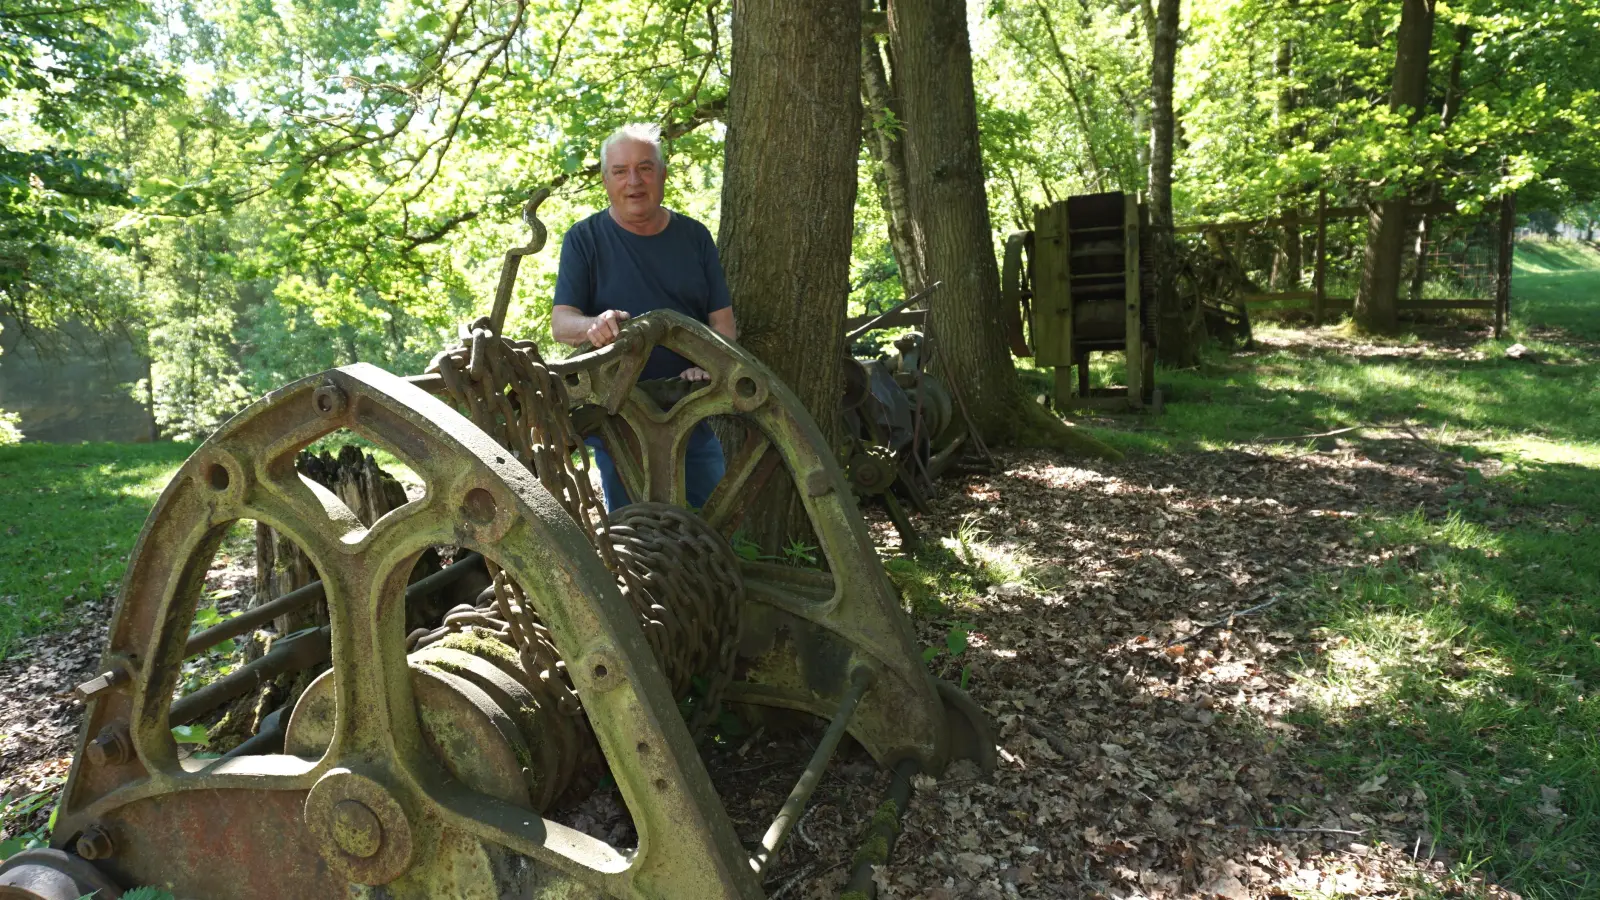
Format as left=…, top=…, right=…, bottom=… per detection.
left=553, top=209, right=732, bottom=380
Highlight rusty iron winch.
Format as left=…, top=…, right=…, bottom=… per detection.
left=10, top=202, right=996, bottom=900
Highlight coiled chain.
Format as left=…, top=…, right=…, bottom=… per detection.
left=413, top=318, right=742, bottom=769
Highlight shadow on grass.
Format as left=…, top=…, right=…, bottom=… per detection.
left=1080, top=342, right=1597, bottom=457
left=1277, top=454, right=1600, bottom=899
left=0, top=441, right=194, bottom=658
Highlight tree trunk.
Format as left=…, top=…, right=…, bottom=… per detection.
left=1270, top=27, right=1302, bottom=291
left=1408, top=22, right=1469, bottom=303
left=718, top=0, right=860, bottom=549
left=1148, top=0, right=1192, bottom=366
left=1355, top=0, right=1435, bottom=332
left=886, top=0, right=1117, bottom=457
left=861, top=8, right=927, bottom=296
left=887, top=0, right=1014, bottom=443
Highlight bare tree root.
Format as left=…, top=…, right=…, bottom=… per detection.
left=1005, top=393, right=1123, bottom=460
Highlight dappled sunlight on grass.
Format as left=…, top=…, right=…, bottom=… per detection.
left=0, top=441, right=194, bottom=657
left=1072, top=240, right=1599, bottom=459
left=1285, top=493, right=1600, bottom=898
left=941, top=514, right=1041, bottom=588
left=1044, top=243, right=1600, bottom=896
left=1488, top=435, right=1600, bottom=469
left=1510, top=241, right=1600, bottom=342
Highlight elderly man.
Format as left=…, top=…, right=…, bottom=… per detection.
left=551, top=123, right=736, bottom=512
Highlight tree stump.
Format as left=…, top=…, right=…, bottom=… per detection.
left=252, top=444, right=411, bottom=635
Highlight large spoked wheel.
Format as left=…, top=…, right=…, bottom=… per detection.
left=56, top=365, right=762, bottom=899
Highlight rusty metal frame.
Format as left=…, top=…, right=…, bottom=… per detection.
left=58, top=312, right=994, bottom=899
left=58, top=364, right=765, bottom=898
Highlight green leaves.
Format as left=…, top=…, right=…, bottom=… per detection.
left=0, top=779, right=64, bottom=861
left=171, top=723, right=210, bottom=746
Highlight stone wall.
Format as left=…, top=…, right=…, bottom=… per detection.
left=0, top=316, right=154, bottom=443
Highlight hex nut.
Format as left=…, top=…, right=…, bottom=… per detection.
left=75, top=825, right=114, bottom=861
left=312, top=383, right=348, bottom=418
left=86, top=724, right=132, bottom=767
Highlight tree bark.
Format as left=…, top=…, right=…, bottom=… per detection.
left=1271, top=27, right=1302, bottom=291
left=1355, top=0, right=1436, bottom=332
left=887, top=0, right=1014, bottom=443
left=718, top=0, right=861, bottom=549
left=861, top=8, right=928, bottom=296
left=1148, top=0, right=1193, bottom=366
left=885, top=0, right=1022, bottom=444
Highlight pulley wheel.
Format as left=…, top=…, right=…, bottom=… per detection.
left=0, top=849, right=122, bottom=900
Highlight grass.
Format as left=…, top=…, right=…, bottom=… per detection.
left=0, top=441, right=194, bottom=658
left=1094, top=239, right=1600, bottom=899
left=1069, top=241, right=1600, bottom=457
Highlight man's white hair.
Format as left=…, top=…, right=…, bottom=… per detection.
left=599, top=123, right=665, bottom=170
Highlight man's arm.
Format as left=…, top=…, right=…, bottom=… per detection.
left=708, top=306, right=736, bottom=341
left=553, top=305, right=631, bottom=347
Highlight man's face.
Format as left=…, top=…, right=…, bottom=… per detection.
left=603, top=139, right=666, bottom=220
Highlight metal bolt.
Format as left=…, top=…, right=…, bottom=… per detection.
left=312, top=383, right=348, bottom=417
left=74, top=660, right=132, bottom=702
left=331, top=799, right=383, bottom=859
left=75, top=825, right=115, bottom=861
left=86, top=723, right=132, bottom=766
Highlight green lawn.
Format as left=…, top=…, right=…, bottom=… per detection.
left=0, top=441, right=195, bottom=657
left=1078, top=243, right=1599, bottom=457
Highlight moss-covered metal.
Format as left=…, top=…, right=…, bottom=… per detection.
left=53, top=312, right=996, bottom=899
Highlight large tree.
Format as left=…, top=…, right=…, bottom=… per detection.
left=1354, top=0, right=1436, bottom=332
left=718, top=0, right=861, bottom=545
left=1146, top=0, right=1195, bottom=366
left=0, top=0, right=169, bottom=334
left=888, top=0, right=1115, bottom=456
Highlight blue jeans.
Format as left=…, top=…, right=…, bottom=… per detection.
left=585, top=422, right=725, bottom=512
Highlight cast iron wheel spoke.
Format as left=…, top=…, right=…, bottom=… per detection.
left=633, top=410, right=698, bottom=507
left=702, top=429, right=777, bottom=533
left=248, top=463, right=368, bottom=555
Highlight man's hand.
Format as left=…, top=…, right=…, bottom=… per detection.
left=680, top=366, right=711, bottom=382
left=586, top=309, right=631, bottom=347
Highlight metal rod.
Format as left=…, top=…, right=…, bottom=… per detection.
left=753, top=667, right=876, bottom=875
left=842, top=757, right=920, bottom=897
left=404, top=372, right=446, bottom=394
left=184, top=552, right=483, bottom=658
left=217, top=706, right=288, bottom=760
left=402, top=551, right=484, bottom=603
left=183, top=580, right=324, bottom=658
left=845, top=282, right=943, bottom=342
left=168, top=627, right=331, bottom=726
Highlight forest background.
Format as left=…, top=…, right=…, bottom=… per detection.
left=0, top=0, right=1597, bottom=441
